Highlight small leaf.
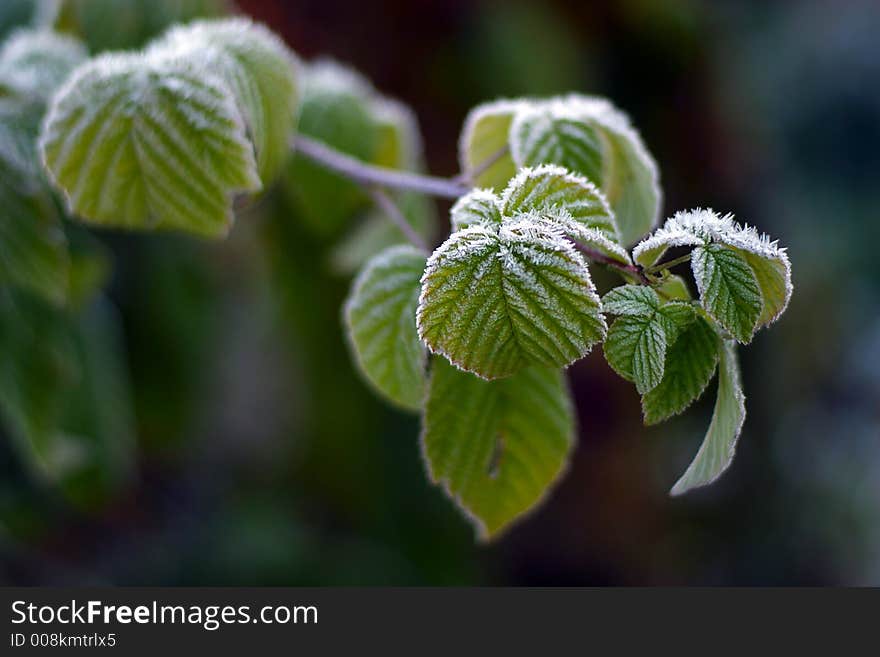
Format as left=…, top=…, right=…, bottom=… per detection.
left=0, top=29, right=87, bottom=102
left=500, top=164, right=618, bottom=243
left=344, top=245, right=427, bottom=411
left=692, top=243, right=762, bottom=343
left=148, top=18, right=300, bottom=183
left=417, top=220, right=605, bottom=380
left=601, top=284, right=659, bottom=317
left=657, top=300, right=697, bottom=339
left=642, top=315, right=719, bottom=425
left=731, top=248, right=791, bottom=329
left=40, top=53, right=261, bottom=237
left=670, top=340, right=745, bottom=496
left=604, top=314, right=668, bottom=394
left=458, top=98, right=525, bottom=190
left=450, top=188, right=502, bottom=231
left=656, top=274, right=691, bottom=301
left=422, top=358, right=575, bottom=539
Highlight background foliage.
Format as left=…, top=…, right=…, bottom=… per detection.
left=1, top=0, right=879, bottom=585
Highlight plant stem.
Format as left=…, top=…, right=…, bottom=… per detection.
left=364, top=186, right=429, bottom=252
left=646, top=252, right=692, bottom=274
left=573, top=243, right=650, bottom=284
left=293, top=135, right=470, bottom=199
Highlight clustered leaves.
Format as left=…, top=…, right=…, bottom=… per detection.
left=0, top=13, right=793, bottom=540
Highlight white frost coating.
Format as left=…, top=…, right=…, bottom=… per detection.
left=302, top=57, right=375, bottom=98
left=633, top=208, right=792, bottom=327
left=450, top=188, right=502, bottom=231
left=0, top=29, right=87, bottom=101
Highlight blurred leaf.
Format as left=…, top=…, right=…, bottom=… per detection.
left=0, top=99, right=67, bottom=305
left=41, top=53, right=261, bottom=237
left=670, top=340, right=745, bottom=496
left=0, top=28, right=86, bottom=102
left=344, top=246, right=427, bottom=411
left=417, top=221, right=605, bottom=380
left=422, top=359, right=574, bottom=539
left=656, top=273, right=691, bottom=300
left=0, top=290, right=134, bottom=506
left=147, top=18, right=299, bottom=184
left=458, top=99, right=522, bottom=190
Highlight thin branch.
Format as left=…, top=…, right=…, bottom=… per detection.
left=454, top=145, right=509, bottom=186
left=574, top=242, right=650, bottom=284
left=292, top=134, right=470, bottom=199
left=365, top=186, right=429, bottom=253
left=646, top=252, right=692, bottom=274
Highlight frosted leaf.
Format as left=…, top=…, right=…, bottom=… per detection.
left=458, top=98, right=530, bottom=190
left=692, top=243, right=762, bottom=343
left=732, top=247, right=791, bottom=329
left=508, top=94, right=661, bottom=245
left=643, top=315, right=719, bottom=425
left=422, top=358, right=575, bottom=540
left=0, top=29, right=87, bottom=103
left=417, top=220, right=606, bottom=380
left=40, top=53, right=261, bottom=237
left=500, top=164, right=619, bottom=242
left=0, top=99, right=67, bottom=304
left=601, top=284, right=659, bottom=317
left=344, top=245, right=427, bottom=411
left=602, top=287, right=696, bottom=394
left=147, top=17, right=300, bottom=183
left=670, top=340, right=745, bottom=495
left=450, top=188, right=502, bottom=231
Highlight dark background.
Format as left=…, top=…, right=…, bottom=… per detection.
left=1, top=0, right=879, bottom=585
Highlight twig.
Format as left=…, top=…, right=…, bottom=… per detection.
left=574, top=243, right=650, bottom=284
left=646, top=252, right=692, bottom=274
left=293, top=135, right=469, bottom=199
left=365, top=186, right=430, bottom=252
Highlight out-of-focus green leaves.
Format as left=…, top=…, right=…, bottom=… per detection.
left=0, top=28, right=86, bottom=102
left=458, top=99, right=522, bottom=190
left=0, top=290, right=134, bottom=507
left=0, top=99, right=68, bottom=305
left=286, top=60, right=433, bottom=251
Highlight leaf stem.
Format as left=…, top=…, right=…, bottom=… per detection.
left=292, top=135, right=470, bottom=199
left=573, top=243, right=650, bottom=284
left=646, top=252, right=692, bottom=274
left=364, top=186, right=430, bottom=252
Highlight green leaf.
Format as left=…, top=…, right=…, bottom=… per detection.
left=604, top=314, right=668, bottom=394
left=642, top=315, right=719, bottom=425
left=147, top=18, right=299, bottom=184
left=458, top=98, right=524, bottom=190
left=450, top=188, right=502, bottom=231
left=732, top=248, right=791, bottom=329
left=0, top=292, right=135, bottom=505
left=344, top=245, right=427, bottom=411
left=500, top=164, right=618, bottom=242
left=601, top=284, right=659, bottom=316
left=670, top=340, right=745, bottom=496
left=692, top=243, right=762, bottom=343
left=0, top=99, right=68, bottom=304
left=508, top=95, right=661, bottom=245
left=418, top=220, right=605, bottom=380
left=656, top=273, right=691, bottom=301
left=422, top=358, right=575, bottom=539
left=0, top=29, right=87, bottom=102
left=40, top=53, right=261, bottom=237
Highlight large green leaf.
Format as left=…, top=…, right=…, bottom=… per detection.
left=148, top=18, right=299, bottom=183
left=670, top=340, right=745, bottom=496
left=692, top=243, right=761, bottom=343
left=457, top=98, right=525, bottom=190
left=40, top=52, right=261, bottom=237
left=0, top=100, right=68, bottom=304
left=344, top=245, right=427, bottom=411
left=642, top=315, right=719, bottom=425
left=422, top=358, right=575, bottom=539
left=417, top=220, right=605, bottom=380
left=0, top=29, right=87, bottom=102
left=508, top=95, right=661, bottom=245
